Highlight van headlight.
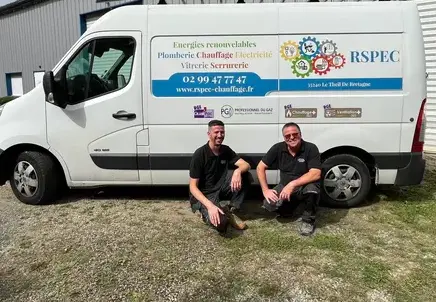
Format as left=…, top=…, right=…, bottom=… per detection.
left=0, top=104, right=4, bottom=117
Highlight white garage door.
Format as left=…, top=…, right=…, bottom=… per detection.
left=86, top=15, right=101, bottom=30
left=417, top=0, right=436, bottom=153
left=11, top=74, right=23, bottom=96
left=33, top=71, right=45, bottom=87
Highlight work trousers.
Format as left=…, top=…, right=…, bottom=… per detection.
left=262, top=182, right=320, bottom=223
left=190, top=171, right=251, bottom=233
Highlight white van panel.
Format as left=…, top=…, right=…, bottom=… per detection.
left=303, top=123, right=401, bottom=154
left=148, top=5, right=279, bottom=36
left=278, top=3, right=404, bottom=34
left=148, top=124, right=279, bottom=154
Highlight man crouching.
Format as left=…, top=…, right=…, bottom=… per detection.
left=189, top=120, right=251, bottom=234
left=257, top=122, right=322, bottom=236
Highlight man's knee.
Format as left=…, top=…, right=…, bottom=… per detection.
left=201, top=207, right=229, bottom=233
left=215, top=213, right=229, bottom=233
left=302, top=182, right=321, bottom=196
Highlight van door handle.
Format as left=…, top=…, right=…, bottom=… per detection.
left=112, top=110, right=136, bottom=120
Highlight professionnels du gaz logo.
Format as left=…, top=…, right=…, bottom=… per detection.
left=280, top=36, right=346, bottom=78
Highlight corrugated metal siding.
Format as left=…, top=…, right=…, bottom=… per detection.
left=417, top=0, right=436, bottom=153
left=0, top=0, right=141, bottom=96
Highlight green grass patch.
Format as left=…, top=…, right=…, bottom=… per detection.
left=311, top=234, right=350, bottom=252
left=0, top=96, right=18, bottom=105
left=361, top=260, right=391, bottom=287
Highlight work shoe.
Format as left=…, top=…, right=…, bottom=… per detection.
left=222, top=206, right=247, bottom=230
left=228, top=213, right=247, bottom=230
left=298, top=220, right=315, bottom=236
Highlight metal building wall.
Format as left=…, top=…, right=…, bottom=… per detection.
left=417, top=0, right=436, bottom=153
left=0, top=0, right=141, bottom=96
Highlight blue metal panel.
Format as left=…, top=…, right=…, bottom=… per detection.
left=5, top=74, right=12, bottom=96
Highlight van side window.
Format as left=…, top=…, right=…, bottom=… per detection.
left=64, top=37, right=135, bottom=104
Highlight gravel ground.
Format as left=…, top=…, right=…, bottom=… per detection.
left=1, top=155, right=436, bottom=301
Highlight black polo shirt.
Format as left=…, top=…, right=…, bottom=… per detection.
left=189, top=143, right=240, bottom=194
left=261, top=140, right=322, bottom=186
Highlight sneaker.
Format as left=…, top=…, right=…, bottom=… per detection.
left=298, top=221, right=315, bottom=236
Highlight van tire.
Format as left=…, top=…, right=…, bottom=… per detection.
left=321, top=154, right=371, bottom=208
left=9, top=151, right=61, bottom=205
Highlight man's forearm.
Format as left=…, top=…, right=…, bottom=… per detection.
left=190, top=184, right=215, bottom=210
left=235, top=161, right=250, bottom=174
left=289, top=170, right=321, bottom=188
left=256, top=167, right=269, bottom=192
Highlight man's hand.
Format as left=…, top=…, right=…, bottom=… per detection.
left=231, top=169, right=242, bottom=192
left=207, top=204, right=225, bottom=227
left=279, top=182, right=296, bottom=201
left=263, top=189, right=279, bottom=204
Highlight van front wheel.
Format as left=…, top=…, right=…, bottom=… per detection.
left=321, top=154, right=371, bottom=208
left=10, top=151, right=62, bottom=205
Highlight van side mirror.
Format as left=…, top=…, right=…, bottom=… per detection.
left=42, top=69, right=68, bottom=109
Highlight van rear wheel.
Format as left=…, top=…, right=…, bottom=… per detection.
left=10, top=151, right=62, bottom=205
left=321, top=154, right=371, bottom=208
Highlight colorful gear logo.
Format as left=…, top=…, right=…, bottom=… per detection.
left=319, top=39, right=338, bottom=57
left=299, top=36, right=320, bottom=59
left=291, top=56, right=313, bottom=78
left=312, top=55, right=331, bottom=76
left=329, top=53, right=346, bottom=69
left=280, top=41, right=300, bottom=61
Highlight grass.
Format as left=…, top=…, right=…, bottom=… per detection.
left=0, top=96, right=18, bottom=105
left=1, top=157, right=436, bottom=301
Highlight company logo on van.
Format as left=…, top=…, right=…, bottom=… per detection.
left=280, top=36, right=346, bottom=78
left=350, top=50, right=400, bottom=63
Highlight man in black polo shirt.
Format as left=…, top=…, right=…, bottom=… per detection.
left=256, top=122, right=322, bottom=236
left=189, top=120, right=252, bottom=234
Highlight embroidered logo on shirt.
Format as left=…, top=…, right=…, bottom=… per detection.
left=298, top=158, right=305, bottom=163
left=221, top=160, right=227, bottom=164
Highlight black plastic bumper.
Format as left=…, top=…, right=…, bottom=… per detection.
left=394, top=153, right=426, bottom=186
left=372, top=152, right=426, bottom=186
left=0, top=148, right=5, bottom=186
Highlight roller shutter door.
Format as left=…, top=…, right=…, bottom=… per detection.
left=11, top=74, right=23, bottom=96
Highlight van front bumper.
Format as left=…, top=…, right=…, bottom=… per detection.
left=0, top=148, right=6, bottom=186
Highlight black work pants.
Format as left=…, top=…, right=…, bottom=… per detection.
left=262, top=182, right=320, bottom=223
left=190, top=171, right=251, bottom=233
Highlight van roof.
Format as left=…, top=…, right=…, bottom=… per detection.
left=85, top=1, right=414, bottom=36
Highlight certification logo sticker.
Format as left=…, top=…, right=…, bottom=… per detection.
left=221, top=105, right=234, bottom=118
left=284, top=104, right=317, bottom=118
left=194, top=105, right=214, bottom=118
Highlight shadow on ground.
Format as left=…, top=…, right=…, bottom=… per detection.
left=51, top=163, right=436, bottom=230
left=57, top=184, right=354, bottom=229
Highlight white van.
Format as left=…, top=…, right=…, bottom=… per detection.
left=0, top=1, right=427, bottom=208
